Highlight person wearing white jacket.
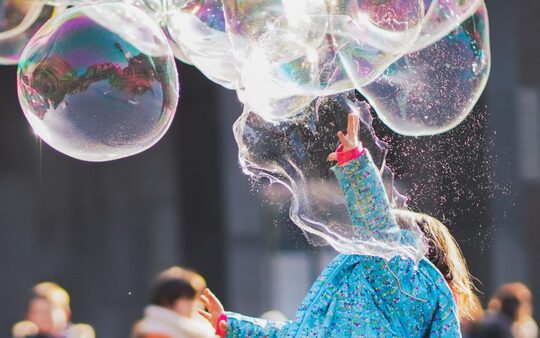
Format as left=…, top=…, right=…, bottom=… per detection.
left=132, top=267, right=215, bottom=338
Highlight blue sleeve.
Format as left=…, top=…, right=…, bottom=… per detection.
left=226, top=312, right=290, bottom=338
left=331, top=151, right=399, bottom=241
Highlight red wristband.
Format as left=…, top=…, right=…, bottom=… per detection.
left=215, top=313, right=228, bottom=338
left=336, top=144, right=364, bottom=166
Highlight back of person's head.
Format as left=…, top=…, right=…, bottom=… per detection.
left=32, top=282, right=71, bottom=319
left=394, top=209, right=477, bottom=319
left=150, top=269, right=197, bottom=309
left=488, top=282, right=533, bottom=321
left=158, top=266, right=207, bottom=295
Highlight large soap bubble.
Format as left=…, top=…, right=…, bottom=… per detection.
left=0, top=1, right=63, bottom=64
left=17, top=3, right=179, bottom=161
left=329, top=0, right=424, bottom=88
left=165, top=0, right=241, bottom=88
left=235, top=27, right=320, bottom=120
left=222, top=0, right=327, bottom=60
left=358, top=2, right=490, bottom=136
left=235, top=91, right=422, bottom=260
left=229, top=0, right=426, bottom=121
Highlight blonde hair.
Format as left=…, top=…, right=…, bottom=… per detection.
left=394, top=210, right=478, bottom=319
left=32, top=282, right=71, bottom=317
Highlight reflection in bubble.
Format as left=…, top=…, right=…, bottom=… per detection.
left=17, top=3, right=178, bottom=161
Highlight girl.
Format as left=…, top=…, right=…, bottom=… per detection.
left=201, top=113, right=462, bottom=337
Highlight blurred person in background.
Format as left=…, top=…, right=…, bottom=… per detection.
left=480, top=282, right=538, bottom=338
left=460, top=294, right=485, bottom=338
left=132, top=266, right=214, bottom=338
left=12, top=282, right=95, bottom=338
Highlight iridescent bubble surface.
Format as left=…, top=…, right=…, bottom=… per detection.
left=359, top=2, right=490, bottom=136
left=234, top=91, right=422, bottom=260
left=165, top=0, right=241, bottom=88
left=222, top=0, right=327, bottom=60
left=17, top=3, right=178, bottom=161
left=0, top=1, right=62, bottom=64
left=412, top=0, right=482, bottom=52
left=225, top=0, right=427, bottom=121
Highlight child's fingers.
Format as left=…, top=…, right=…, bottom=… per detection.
left=337, top=131, right=348, bottom=145
left=353, top=114, right=359, bottom=136
left=347, top=113, right=354, bottom=137
left=205, top=289, right=223, bottom=310
left=198, top=309, right=213, bottom=324
left=200, top=295, right=212, bottom=309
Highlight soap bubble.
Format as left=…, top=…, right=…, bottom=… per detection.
left=235, top=91, right=422, bottom=260
left=412, top=0, right=482, bottom=52
left=165, top=0, right=241, bottom=88
left=230, top=0, right=425, bottom=121
left=222, top=0, right=327, bottom=61
left=359, top=2, right=490, bottom=136
left=17, top=3, right=179, bottom=161
left=329, top=0, right=424, bottom=88
left=235, top=27, right=319, bottom=120
left=0, top=1, right=63, bottom=64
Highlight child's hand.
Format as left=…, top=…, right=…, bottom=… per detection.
left=199, top=288, right=228, bottom=334
left=327, top=113, right=360, bottom=162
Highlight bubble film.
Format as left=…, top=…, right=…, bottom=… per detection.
left=222, top=0, right=327, bottom=60
left=328, top=0, right=424, bottom=87
left=165, top=0, right=241, bottom=88
left=17, top=3, right=178, bottom=161
left=412, top=0, right=482, bottom=52
left=359, top=2, right=490, bottom=136
left=0, top=1, right=63, bottom=64
left=234, top=91, right=423, bottom=260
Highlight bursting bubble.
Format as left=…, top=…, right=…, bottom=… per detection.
left=17, top=3, right=179, bottom=161
left=359, top=2, right=490, bottom=136
left=0, top=1, right=63, bottom=65
left=235, top=91, right=422, bottom=260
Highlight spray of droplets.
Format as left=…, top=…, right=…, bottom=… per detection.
left=1, top=0, right=492, bottom=256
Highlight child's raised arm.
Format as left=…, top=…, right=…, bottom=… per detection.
left=328, top=113, right=400, bottom=243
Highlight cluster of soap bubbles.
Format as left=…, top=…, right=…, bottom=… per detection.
left=7, top=0, right=490, bottom=160
left=3, top=0, right=490, bottom=256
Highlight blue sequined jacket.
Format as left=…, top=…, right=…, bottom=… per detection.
left=226, top=152, right=460, bottom=337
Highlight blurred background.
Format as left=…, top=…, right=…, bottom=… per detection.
left=1, top=1, right=539, bottom=336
